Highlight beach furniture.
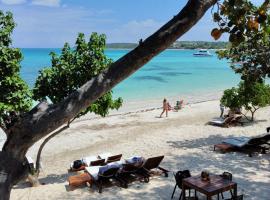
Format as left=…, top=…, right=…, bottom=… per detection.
left=224, top=194, right=243, bottom=200
left=115, top=156, right=145, bottom=187
left=208, top=115, right=242, bottom=128
left=85, top=161, right=124, bottom=193
left=171, top=170, right=197, bottom=200
left=182, top=174, right=237, bottom=200
left=106, top=154, right=122, bottom=163
left=214, top=133, right=270, bottom=156
left=136, top=155, right=169, bottom=182
left=69, top=153, right=122, bottom=171
left=68, top=172, right=92, bottom=189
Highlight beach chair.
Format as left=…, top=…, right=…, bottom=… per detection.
left=214, top=133, right=270, bottom=156
left=137, top=155, right=169, bottom=182
left=207, top=116, right=234, bottom=128
left=86, top=162, right=124, bottom=193
left=116, top=160, right=145, bottom=188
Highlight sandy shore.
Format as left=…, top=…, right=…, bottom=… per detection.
left=7, top=99, right=270, bottom=200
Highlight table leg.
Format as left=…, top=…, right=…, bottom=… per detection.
left=206, top=196, right=212, bottom=200
left=182, top=184, right=186, bottom=200
left=233, top=183, right=238, bottom=199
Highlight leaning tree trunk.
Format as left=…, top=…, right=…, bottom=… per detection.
left=1, top=0, right=217, bottom=198
left=0, top=152, right=29, bottom=200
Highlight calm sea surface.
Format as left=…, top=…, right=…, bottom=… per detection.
left=21, top=49, right=239, bottom=101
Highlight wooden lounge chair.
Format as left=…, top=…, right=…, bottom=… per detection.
left=115, top=162, right=143, bottom=188
left=137, top=155, right=169, bottom=182
left=208, top=116, right=234, bottom=128
left=86, top=163, right=124, bottom=193
left=214, top=133, right=270, bottom=156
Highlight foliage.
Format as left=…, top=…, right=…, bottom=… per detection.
left=213, top=0, right=270, bottom=82
left=106, top=41, right=228, bottom=49
left=221, top=81, right=270, bottom=120
left=0, top=11, right=32, bottom=128
left=33, top=32, right=122, bottom=118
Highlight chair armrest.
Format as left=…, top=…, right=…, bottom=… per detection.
left=158, top=167, right=169, bottom=177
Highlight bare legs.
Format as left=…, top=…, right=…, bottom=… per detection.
left=160, top=109, right=168, bottom=118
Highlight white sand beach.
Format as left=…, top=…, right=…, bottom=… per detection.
left=8, top=99, right=270, bottom=200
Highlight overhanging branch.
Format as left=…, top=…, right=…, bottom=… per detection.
left=3, top=0, right=217, bottom=158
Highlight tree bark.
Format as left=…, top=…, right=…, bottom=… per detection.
left=1, top=0, right=217, bottom=198
left=35, top=125, right=70, bottom=176
left=0, top=152, right=29, bottom=200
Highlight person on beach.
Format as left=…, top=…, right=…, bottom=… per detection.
left=174, top=100, right=184, bottom=111
left=220, top=103, right=225, bottom=118
left=160, top=98, right=169, bottom=117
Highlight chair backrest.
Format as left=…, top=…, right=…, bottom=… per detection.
left=174, top=170, right=191, bottom=188
left=99, top=167, right=119, bottom=178
left=142, top=156, right=164, bottom=171
left=122, top=163, right=139, bottom=173
left=107, top=154, right=122, bottom=163
left=221, top=171, right=232, bottom=181
left=90, top=159, right=105, bottom=166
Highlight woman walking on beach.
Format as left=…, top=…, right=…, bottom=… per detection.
left=160, top=98, right=169, bottom=118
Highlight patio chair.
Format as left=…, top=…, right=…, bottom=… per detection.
left=137, top=155, right=169, bottom=182
left=218, top=172, right=233, bottom=199
left=171, top=170, right=197, bottom=200
left=224, top=194, right=243, bottom=200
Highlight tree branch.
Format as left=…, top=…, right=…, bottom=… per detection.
left=3, top=0, right=217, bottom=159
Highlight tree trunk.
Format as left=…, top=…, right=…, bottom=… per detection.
left=1, top=0, right=217, bottom=198
left=35, top=125, right=69, bottom=176
left=0, top=152, right=29, bottom=200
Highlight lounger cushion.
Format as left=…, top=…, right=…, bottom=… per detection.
left=85, top=166, right=100, bottom=180
left=125, top=156, right=144, bottom=167
left=223, top=137, right=250, bottom=148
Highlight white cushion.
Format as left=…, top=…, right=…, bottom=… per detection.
left=85, top=166, right=100, bottom=180
left=223, top=137, right=250, bottom=147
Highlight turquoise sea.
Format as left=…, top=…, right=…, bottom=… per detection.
left=21, top=49, right=239, bottom=101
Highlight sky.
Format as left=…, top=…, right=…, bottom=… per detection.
left=0, top=0, right=229, bottom=48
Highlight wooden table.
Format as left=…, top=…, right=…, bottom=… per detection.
left=182, top=175, right=237, bottom=200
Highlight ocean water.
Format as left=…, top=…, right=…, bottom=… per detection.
left=20, top=48, right=239, bottom=101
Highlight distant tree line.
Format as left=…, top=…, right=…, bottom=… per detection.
left=106, top=41, right=228, bottom=49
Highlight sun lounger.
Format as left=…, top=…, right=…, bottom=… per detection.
left=69, top=153, right=121, bottom=171
left=208, top=114, right=243, bottom=128
left=208, top=116, right=234, bottom=128
left=115, top=156, right=145, bottom=188
left=85, top=161, right=125, bottom=193
left=214, top=133, right=270, bottom=156
left=68, top=172, right=92, bottom=189
left=136, top=155, right=169, bottom=182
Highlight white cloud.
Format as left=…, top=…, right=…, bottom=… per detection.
left=31, top=0, right=60, bottom=7
left=107, top=19, right=163, bottom=43
left=1, top=0, right=26, bottom=5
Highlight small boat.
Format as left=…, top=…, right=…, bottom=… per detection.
left=193, top=49, right=213, bottom=57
